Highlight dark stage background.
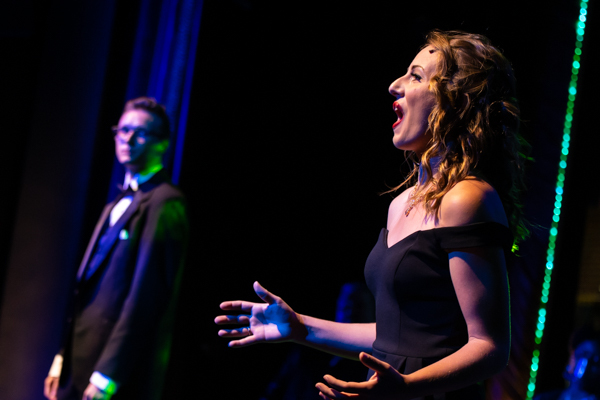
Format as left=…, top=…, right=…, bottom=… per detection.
left=0, top=0, right=597, bottom=399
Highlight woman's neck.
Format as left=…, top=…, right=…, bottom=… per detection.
left=417, top=155, right=441, bottom=186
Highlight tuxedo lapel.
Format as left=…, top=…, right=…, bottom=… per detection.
left=76, top=200, right=117, bottom=281
left=76, top=170, right=170, bottom=282
left=81, top=189, right=154, bottom=282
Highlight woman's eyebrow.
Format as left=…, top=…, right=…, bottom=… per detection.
left=407, top=64, right=425, bottom=72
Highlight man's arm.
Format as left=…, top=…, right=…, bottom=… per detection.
left=81, top=372, right=118, bottom=400
left=44, top=354, right=63, bottom=400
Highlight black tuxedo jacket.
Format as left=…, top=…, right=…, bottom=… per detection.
left=60, top=170, right=188, bottom=400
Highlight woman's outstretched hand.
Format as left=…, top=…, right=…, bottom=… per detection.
left=315, top=352, right=410, bottom=399
left=215, top=281, right=306, bottom=347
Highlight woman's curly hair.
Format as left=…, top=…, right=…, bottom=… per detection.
left=399, top=30, right=528, bottom=243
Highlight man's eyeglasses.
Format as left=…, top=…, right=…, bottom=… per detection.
left=112, top=126, right=152, bottom=143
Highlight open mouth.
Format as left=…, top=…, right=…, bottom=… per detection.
left=392, top=101, right=404, bottom=128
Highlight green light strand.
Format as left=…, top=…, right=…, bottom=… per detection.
left=525, top=1, right=589, bottom=398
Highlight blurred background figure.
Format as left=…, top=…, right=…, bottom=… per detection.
left=535, top=326, right=600, bottom=400
left=44, top=97, right=188, bottom=400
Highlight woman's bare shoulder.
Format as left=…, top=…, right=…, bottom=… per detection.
left=438, top=178, right=508, bottom=227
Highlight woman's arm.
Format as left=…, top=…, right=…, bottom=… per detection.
left=300, top=314, right=376, bottom=359
left=216, top=281, right=375, bottom=360
left=400, top=179, right=510, bottom=394
left=399, top=243, right=509, bottom=396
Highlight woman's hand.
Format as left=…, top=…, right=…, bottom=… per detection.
left=315, top=352, right=410, bottom=399
left=215, top=281, right=306, bottom=347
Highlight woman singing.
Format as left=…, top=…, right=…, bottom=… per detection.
left=215, top=30, right=527, bottom=400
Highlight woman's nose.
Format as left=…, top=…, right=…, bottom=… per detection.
left=388, top=77, right=404, bottom=98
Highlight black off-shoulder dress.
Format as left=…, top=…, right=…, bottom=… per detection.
left=364, top=222, right=513, bottom=400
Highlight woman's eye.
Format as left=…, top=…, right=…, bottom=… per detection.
left=411, top=73, right=423, bottom=82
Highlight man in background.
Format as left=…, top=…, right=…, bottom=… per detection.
left=534, top=326, right=600, bottom=400
left=44, top=97, right=188, bottom=400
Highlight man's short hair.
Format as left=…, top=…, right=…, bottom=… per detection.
left=123, top=96, right=171, bottom=140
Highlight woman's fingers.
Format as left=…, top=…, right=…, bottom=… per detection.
left=216, top=324, right=259, bottom=347
left=359, top=352, right=391, bottom=374
left=253, top=281, right=278, bottom=305
left=214, top=314, right=250, bottom=325
left=215, top=313, right=253, bottom=339
left=219, top=300, right=256, bottom=312
left=315, top=383, right=344, bottom=399
left=315, top=382, right=357, bottom=398
left=217, top=326, right=252, bottom=338
left=218, top=281, right=276, bottom=311
left=322, top=375, right=369, bottom=394
left=227, top=333, right=260, bottom=348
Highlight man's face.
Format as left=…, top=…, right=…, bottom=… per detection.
left=113, top=109, right=164, bottom=172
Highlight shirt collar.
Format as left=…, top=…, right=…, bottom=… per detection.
left=123, top=164, right=163, bottom=192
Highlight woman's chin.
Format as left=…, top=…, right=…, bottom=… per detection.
left=393, top=132, right=431, bottom=154
left=393, top=139, right=423, bottom=153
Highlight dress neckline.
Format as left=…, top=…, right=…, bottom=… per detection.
left=384, top=221, right=510, bottom=249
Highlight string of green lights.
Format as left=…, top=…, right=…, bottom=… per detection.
left=525, top=2, right=589, bottom=398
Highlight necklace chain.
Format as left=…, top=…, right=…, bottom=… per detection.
left=405, top=189, right=423, bottom=217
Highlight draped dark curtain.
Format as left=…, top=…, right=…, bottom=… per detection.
left=107, top=0, right=203, bottom=200
left=0, top=1, right=119, bottom=399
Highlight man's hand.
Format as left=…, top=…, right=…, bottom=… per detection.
left=43, top=376, right=59, bottom=400
left=82, top=383, right=113, bottom=400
